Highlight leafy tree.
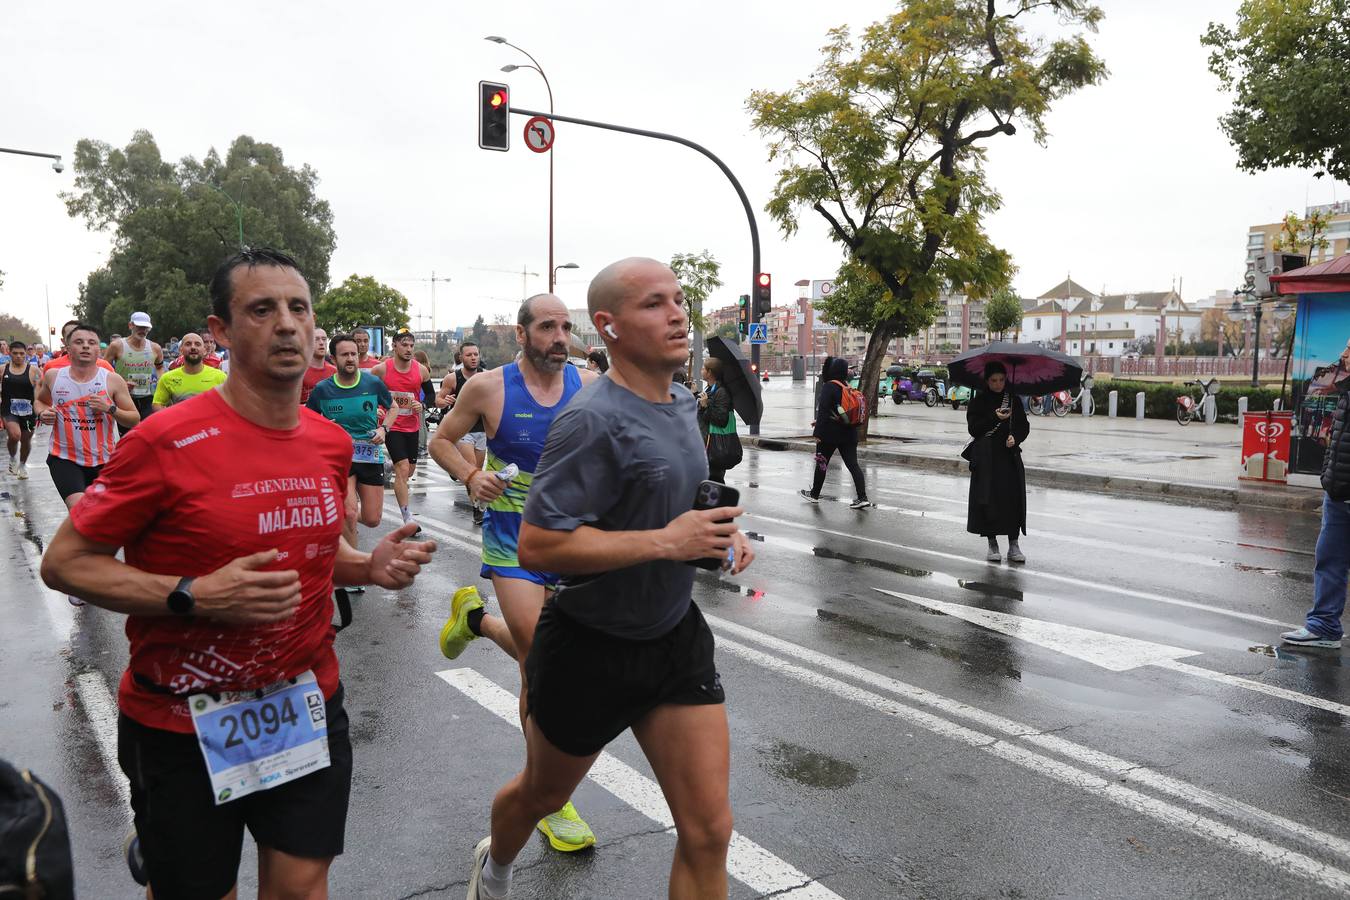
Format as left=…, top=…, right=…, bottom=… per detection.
left=471, top=315, right=488, bottom=347
left=314, top=275, right=410, bottom=333
left=713, top=321, right=742, bottom=342
left=669, top=250, right=723, bottom=332
left=1203, top=0, right=1350, bottom=182
left=1272, top=210, right=1331, bottom=261
left=749, top=1, right=1106, bottom=436
left=63, top=131, right=337, bottom=339
left=984, top=288, right=1024, bottom=339
left=0, top=314, right=41, bottom=345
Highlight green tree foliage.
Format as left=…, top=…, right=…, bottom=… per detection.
left=0, top=314, right=41, bottom=345
left=669, top=250, right=723, bottom=332
left=1272, top=210, right=1331, bottom=260
left=984, top=288, right=1024, bottom=338
left=62, top=131, right=337, bottom=339
left=314, top=275, right=410, bottom=333
left=749, top=0, right=1106, bottom=435
left=1203, top=0, right=1350, bottom=182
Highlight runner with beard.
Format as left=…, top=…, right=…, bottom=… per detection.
left=372, top=328, right=433, bottom=530
left=151, top=334, right=227, bottom=411
left=307, top=333, right=399, bottom=548
left=104, top=312, right=164, bottom=431
left=436, top=340, right=487, bottom=525
left=430, top=294, right=597, bottom=854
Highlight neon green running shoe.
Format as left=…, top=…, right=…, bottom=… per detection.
left=536, top=801, right=595, bottom=852
left=438, top=587, right=484, bottom=660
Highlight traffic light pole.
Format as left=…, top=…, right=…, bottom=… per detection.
left=510, top=106, right=762, bottom=434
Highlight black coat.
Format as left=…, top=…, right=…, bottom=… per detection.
left=966, top=389, right=1030, bottom=537
left=1323, top=387, right=1350, bottom=500
left=813, top=358, right=857, bottom=445
left=698, top=381, right=733, bottom=439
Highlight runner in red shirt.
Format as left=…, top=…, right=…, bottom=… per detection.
left=40, top=248, right=437, bottom=900
left=372, top=328, right=431, bottom=531
left=353, top=327, right=380, bottom=369
left=300, top=326, right=337, bottom=405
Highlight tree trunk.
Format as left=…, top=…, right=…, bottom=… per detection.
left=857, top=321, right=895, bottom=443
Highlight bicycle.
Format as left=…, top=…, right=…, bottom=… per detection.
left=1031, top=374, right=1095, bottom=417
left=1176, top=377, right=1219, bottom=426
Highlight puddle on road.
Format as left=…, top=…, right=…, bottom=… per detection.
left=815, top=608, right=1022, bottom=681
left=759, top=740, right=858, bottom=789
left=1249, top=645, right=1344, bottom=668
left=810, top=546, right=1023, bottom=602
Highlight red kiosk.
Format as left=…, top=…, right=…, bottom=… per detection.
left=1272, top=256, right=1350, bottom=482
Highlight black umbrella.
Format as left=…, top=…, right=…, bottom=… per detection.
left=948, top=341, right=1083, bottom=395
left=704, top=336, right=763, bottom=426
left=886, top=364, right=906, bottom=377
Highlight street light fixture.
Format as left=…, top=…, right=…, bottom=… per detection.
left=1, top=146, right=64, bottom=173
left=486, top=36, right=559, bottom=291
left=1226, top=289, right=1292, bottom=387
left=552, top=262, right=579, bottom=286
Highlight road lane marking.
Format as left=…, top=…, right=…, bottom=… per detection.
left=706, top=614, right=1350, bottom=864
left=714, top=635, right=1350, bottom=892
left=747, top=512, right=1298, bottom=628
left=876, top=588, right=1350, bottom=719
left=74, top=672, right=131, bottom=808
left=435, top=668, right=844, bottom=900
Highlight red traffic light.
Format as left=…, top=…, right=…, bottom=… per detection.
left=490, top=90, right=508, bottom=108
left=757, top=272, right=771, bottom=288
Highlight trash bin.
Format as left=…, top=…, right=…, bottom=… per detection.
left=792, top=355, right=806, bottom=381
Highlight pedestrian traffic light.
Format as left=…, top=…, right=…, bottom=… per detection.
left=737, top=294, right=751, bottom=334
left=478, top=81, right=510, bottom=151
left=755, top=272, right=772, bottom=316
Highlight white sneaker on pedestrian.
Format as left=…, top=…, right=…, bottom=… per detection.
left=16, top=463, right=28, bottom=480
left=1007, top=545, right=1026, bottom=564
left=467, top=836, right=507, bottom=899
left=849, top=498, right=873, bottom=510
left=798, top=489, right=819, bottom=504
left=1281, top=627, right=1341, bottom=649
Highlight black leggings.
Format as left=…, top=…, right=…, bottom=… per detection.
left=810, top=441, right=866, bottom=500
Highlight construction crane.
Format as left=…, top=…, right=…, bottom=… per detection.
left=392, top=271, right=453, bottom=338
left=468, top=265, right=541, bottom=299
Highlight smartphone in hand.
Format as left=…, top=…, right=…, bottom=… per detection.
left=687, top=480, right=740, bottom=571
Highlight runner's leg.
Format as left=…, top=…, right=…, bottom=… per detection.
left=342, top=476, right=359, bottom=548
left=393, top=459, right=412, bottom=512
left=632, top=703, right=733, bottom=900
left=256, top=847, right=332, bottom=900
left=487, top=717, right=599, bottom=868
left=18, top=423, right=31, bottom=464
left=4, top=419, right=17, bottom=466
left=355, top=483, right=383, bottom=528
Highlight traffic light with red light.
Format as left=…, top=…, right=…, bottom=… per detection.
left=755, top=272, right=772, bottom=316
left=737, top=293, right=751, bottom=335
left=479, top=81, right=510, bottom=151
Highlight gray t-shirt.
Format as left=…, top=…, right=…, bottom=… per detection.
left=524, top=376, right=709, bottom=639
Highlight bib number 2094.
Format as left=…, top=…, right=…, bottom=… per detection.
left=190, top=671, right=330, bottom=805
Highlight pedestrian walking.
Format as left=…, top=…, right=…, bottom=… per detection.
left=586, top=349, right=609, bottom=373
left=1283, top=337, right=1350, bottom=650
left=800, top=356, right=871, bottom=508
left=698, top=358, right=741, bottom=483
left=965, top=361, right=1029, bottom=563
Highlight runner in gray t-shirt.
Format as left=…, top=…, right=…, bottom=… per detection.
left=463, top=257, right=755, bottom=900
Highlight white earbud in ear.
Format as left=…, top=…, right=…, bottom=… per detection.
left=604, top=324, right=618, bottom=339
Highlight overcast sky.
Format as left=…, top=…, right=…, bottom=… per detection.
left=3, top=0, right=1345, bottom=340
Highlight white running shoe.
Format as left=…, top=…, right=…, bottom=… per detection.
left=6, top=459, right=16, bottom=476
left=16, top=463, right=27, bottom=480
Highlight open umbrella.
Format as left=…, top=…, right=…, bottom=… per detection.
left=704, top=336, right=764, bottom=426
left=948, top=341, right=1083, bottom=395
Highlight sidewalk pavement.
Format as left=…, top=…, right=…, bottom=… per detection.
left=750, top=379, right=1320, bottom=511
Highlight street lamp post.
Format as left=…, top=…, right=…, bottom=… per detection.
left=552, top=261, right=579, bottom=288
left=1227, top=292, right=1268, bottom=388
left=0, top=146, right=64, bottom=172
left=490, top=37, right=558, bottom=291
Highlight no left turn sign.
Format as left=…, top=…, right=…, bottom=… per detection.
left=524, top=116, right=555, bottom=153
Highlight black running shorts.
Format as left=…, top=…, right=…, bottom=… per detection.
left=384, top=430, right=419, bottom=464
left=117, top=685, right=353, bottom=900
left=349, top=462, right=385, bottom=487
left=526, top=601, right=725, bottom=757
left=2, top=414, right=35, bottom=432
left=46, top=455, right=103, bottom=502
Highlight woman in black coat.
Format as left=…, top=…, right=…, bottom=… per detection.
left=800, top=356, right=872, bottom=509
left=697, top=358, right=739, bottom=483
left=965, top=361, right=1030, bottom=562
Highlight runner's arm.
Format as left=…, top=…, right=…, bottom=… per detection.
left=518, top=507, right=745, bottom=574
left=429, top=375, right=492, bottom=483
left=34, top=372, right=55, bottom=424
left=105, top=373, right=141, bottom=427
left=153, top=341, right=164, bottom=374
left=436, top=373, right=455, bottom=408
left=151, top=373, right=172, bottom=411
left=333, top=521, right=436, bottom=588
left=102, top=339, right=119, bottom=362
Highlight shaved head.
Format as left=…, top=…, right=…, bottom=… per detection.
left=518, top=293, right=566, bottom=329
left=587, top=257, right=672, bottom=319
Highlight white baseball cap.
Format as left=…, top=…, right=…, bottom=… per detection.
left=130, top=311, right=152, bottom=328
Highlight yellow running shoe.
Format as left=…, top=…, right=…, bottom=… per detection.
left=438, top=587, right=484, bottom=660
left=536, top=801, right=595, bottom=852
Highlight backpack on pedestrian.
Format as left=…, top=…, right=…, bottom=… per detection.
left=0, top=759, right=75, bottom=900
left=831, top=380, right=868, bottom=426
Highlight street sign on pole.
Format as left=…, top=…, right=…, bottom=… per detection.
left=748, top=323, right=768, bottom=344
left=524, top=116, right=555, bottom=153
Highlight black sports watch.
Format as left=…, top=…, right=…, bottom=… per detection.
left=167, top=577, right=196, bottom=616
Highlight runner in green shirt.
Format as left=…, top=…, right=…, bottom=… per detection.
left=151, top=333, right=227, bottom=410
left=307, top=332, right=399, bottom=548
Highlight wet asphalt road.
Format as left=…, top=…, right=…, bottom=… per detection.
left=2, top=443, right=1348, bottom=899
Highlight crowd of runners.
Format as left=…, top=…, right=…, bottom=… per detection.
left=8, top=247, right=755, bottom=899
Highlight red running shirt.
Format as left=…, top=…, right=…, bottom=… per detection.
left=70, top=389, right=353, bottom=733
left=380, top=361, right=424, bottom=433
left=300, top=362, right=337, bottom=406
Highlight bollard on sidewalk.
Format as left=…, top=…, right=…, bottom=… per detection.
left=1238, top=396, right=1248, bottom=431
left=1136, top=392, right=1145, bottom=420
left=1108, top=390, right=1118, bottom=418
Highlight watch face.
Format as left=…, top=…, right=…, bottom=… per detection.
left=168, top=590, right=193, bottom=615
